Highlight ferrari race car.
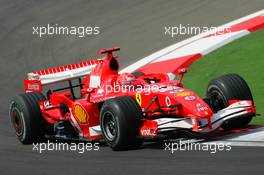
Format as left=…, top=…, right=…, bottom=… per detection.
left=9, top=47, right=256, bottom=150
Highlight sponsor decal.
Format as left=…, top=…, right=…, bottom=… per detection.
left=165, top=96, right=171, bottom=106
left=135, top=93, right=142, bottom=106
left=184, top=95, right=196, bottom=100
left=196, top=103, right=209, bottom=112
left=159, top=86, right=172, bottom=92
left=238, top=101, right=249, bottom=106
left=74, top=104, right=89, bottom=124
left=44, top=101, right=51, bottom=108
left=28, top=84, right=39, bottom=91
left=97, top=88, right=105, bottom=96
left=176, top=91, right=191, bottom=97
left=169, top=88, right=184, bottom=94
left=89, top=75, right=101, bottom=88
left=196, top=103, right=203, bottom=107
left=141, top=129, right=156, bottom=137
left=174, top=89, right=184, bottom=93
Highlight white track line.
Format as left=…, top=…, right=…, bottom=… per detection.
left=153, top=30, right=249, bottom=62
left=204, top=127, right=264, bottom=147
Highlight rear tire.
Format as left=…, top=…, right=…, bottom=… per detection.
left=207, top=74, right=254, bottom=130
left=100, top=96, right=142, bottom=151
left=9, top=92, right=51, bottom=144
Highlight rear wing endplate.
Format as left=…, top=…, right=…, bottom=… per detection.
left=24, top=59, right=99, bottom=92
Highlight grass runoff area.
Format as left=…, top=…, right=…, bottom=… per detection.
left=183, top=29, right=264, bottom=124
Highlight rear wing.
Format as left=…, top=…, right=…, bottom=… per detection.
left=24, top=59, right=99, bottom=92
left=24, top=47, right=120, bottom=93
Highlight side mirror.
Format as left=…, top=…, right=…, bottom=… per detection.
left=177, top=68, right=187, bottom=74
left=177, top=68, right=187, bottom=83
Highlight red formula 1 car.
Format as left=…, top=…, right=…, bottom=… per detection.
left=9, top=47, right=256, bottom=150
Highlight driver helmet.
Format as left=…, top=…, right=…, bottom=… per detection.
left=117, top=73, right=135, bottom=85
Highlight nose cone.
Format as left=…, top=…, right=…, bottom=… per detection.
left=162, top=87, right=213, bottom=118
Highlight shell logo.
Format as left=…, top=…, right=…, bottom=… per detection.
left=74, top=104, right=89, bottom=124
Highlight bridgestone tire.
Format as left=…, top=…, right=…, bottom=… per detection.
left=9, top=92, right=51, bottom=144
left=207, top=74, right=254, bottom=130
left=100, top=96, right=142, bottom=151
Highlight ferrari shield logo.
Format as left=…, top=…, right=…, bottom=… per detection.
left=136, top=93, right=142, bottom=106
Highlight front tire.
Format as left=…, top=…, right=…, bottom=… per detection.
left=100, top=96, right=142, bottom=151
left=207, top=74, right=254, bottom=130
left=9, top=92, right=50, bottom=144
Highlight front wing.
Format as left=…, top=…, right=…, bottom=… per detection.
left=140, top=100, right=256, bottom=137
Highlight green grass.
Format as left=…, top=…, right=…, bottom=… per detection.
left=183, top=29, right=264, bottom=124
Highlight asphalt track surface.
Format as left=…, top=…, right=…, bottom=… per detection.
left=1, top=0, right=264, bottom=174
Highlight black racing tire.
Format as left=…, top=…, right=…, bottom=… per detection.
left=100, top=96, right=143, bottom=151
left=9, top=92, right=51, bottom=144
left=131, top=71, right=145, bottom=77
left=207, top=74, right=254, bottom=130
